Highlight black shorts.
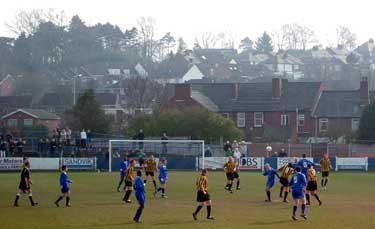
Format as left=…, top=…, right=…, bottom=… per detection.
left=307, top=181, right=318, bottom=191
left=280, top=177, right=289, bottom=187
left=233, top=171, right=240, bottom=179
left=322, top=171, right=329, bottom=177
left=196, top=190, right=210, bottom=202
left=226, top=172, right=234, bottom=181
left=138, top=159, right=144, bottom=166
left=125, top=180, right=133, bottom=187
left=145, top=171, right=154, bottom=176
left=18, top=182, right=29, bottom=192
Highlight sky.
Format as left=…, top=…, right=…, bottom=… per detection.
left=0, top=0, right=373, bottom=48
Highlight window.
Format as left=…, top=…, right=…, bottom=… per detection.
left=7, top=119, right=17, bottom=128
left=319, top=118, right=329, bottom=132
left=254, top=112, right=264, bottom=127
left=222, top=113, right=229, bottom=119
left=281, top=114, right=290, bottom=126
left=352, top=118, right=360, bottom=130
left=237, top=113, right=246, bottom=128
left=23, top=119, right=33, bottom=126
left=298, top=114, right=305, bottom=126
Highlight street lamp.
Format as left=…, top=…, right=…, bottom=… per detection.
left=73, top=74, right=82, bottom=105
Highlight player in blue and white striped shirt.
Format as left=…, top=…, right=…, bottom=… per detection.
left=154, top=158, right=168, bottom=198
left=117, top=155, right=128, bottom=192
left=54, top=165, right=73, bottom=207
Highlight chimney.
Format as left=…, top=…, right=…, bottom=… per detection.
left=231, top=83, right=238, bottom=99
left=360, top=77, right=369, bottom=106
left=175, top=84, right=191, bottom=100
left=272, top=78, right=282, bottom=98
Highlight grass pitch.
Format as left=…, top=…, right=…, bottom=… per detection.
left=0, top=171, right=374, bottom=229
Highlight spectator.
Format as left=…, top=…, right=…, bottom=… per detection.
left=238, top=141, right=248, bottom=156
left=16, top=138, right=25, bottom=156
left=6, top=133, right=12, bottom=143
left=233, top=147, right=241, bottom=160
left=61, top=129, right=67, bottom=144
left=204, top=147, right=212, bottom=157
left=87, top=129, right=92, bottom=149
left=80, top=129, right=87, bottom=149
left=137, top=129, right=145, bottom=150
left=271, top=152, right=278, bottom=157
left=161, top=132, right=168, bottom=154
left=223, top=141, right=232, bottom=156
left=132, top=133, right=138, bottom=151
left=9, top=140, right=16, bottom=156
left=232, top=140, right=239, bottom=149
left=50, top=138, right=57, bottom=156
left=37, top=138, right=44, bottom=156
left=44, top=138, right=49, bottom=156
left=66, top=128, right=72, bottom=145
left=57, top=139, right=64, bottom=156
left=0, top=140, right=6, bottom=157
left=278, top=148, right=287, bottom=157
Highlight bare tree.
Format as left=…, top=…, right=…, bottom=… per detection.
left=217, top=32, right=235, bottom=49
left=137, top=17, right=156, bottom=59
left=195, top=32, right=219, bottom=49
left=277, top=23, right=318, bottom=50
left=336, top=26, right=357, bottom=50
left=6, top=9, right=67, bottom=36
left=124, top=77, right=166, bottom=111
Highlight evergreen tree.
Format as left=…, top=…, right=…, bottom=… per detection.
left=255, top=32, right=274, bottom=52
left=239, top=37, right=253, bottom=52
left=358, top=102, right=375, bottom=140
left=66, top=89, right=110, bottom=133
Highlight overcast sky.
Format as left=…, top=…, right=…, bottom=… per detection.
left=0, top=0, right=373, bottom=48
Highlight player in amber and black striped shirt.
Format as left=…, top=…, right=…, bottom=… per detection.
left=319, top=153, right=332, bottom=190
left=144, top=155, right=158, bottom=191
left=192, top=169, right=214, bottom=221
left=277, top=162, right=294, bottom=202
left=223, top=157, right=236, bottom=193
left=123, top=159, right=135, bottom=203
left=306, top=164, right=322, bottom=206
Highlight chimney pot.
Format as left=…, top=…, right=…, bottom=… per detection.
left=360, top=77, right=369, bottom=106
left=174, top=84, right=192, bottom=100
left=272, top=78, right=282, bottom=98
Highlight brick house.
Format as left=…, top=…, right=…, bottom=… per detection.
left=1, top=109, right=61, bottom=133
left=311, top=77, right=372, bottom=137
left=166, top=78, right=323, bottom=142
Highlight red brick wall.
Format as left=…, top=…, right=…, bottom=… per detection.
left=3, top=111, right=60, bottom=134
left=317, top=118, right=353, bottom=137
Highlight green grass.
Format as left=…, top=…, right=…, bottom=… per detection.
left=0, top=171, right=374, bottom=229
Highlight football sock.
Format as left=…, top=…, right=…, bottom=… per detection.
left=301, top=204, right=306, bottom=215
left=194, top=205, right=203, bottom=215
left=284, top=191, right=289, bottom=201
left=28, top=194, right=35, bottom=205
left=157, top=188, right=162, bottom=192
left=161, top=188, right=165, bottom=194
left=124, top=190, right=132, bottom=200
left=324, top=179, right=328, bottom=186
left=313, top=194, right=321, bottom=202
left=135, top=207, right=143, bottom=220
left=207, top=205, right=211, bottom=218
left=321, top=179, right=324, bottom=187
left=228, top=184, right=233, bottom=191
left=14, top=194, right=20, bottom=205
left=266, top=191, right=271, bottom=201
left=236, top=180, right=240, bottom=189
left=279, top=187, right=283, bottom=197
left=56, top=196, right=63, bottom=203
left=66, top=196, right=70, bottom=206
left=305, top=194, right=310, bottom=203
left=153, top=180, right=157, bottom=189
left=144, top=180, right=147, bottom=184
left=292, top=205, right=297, bottom=216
